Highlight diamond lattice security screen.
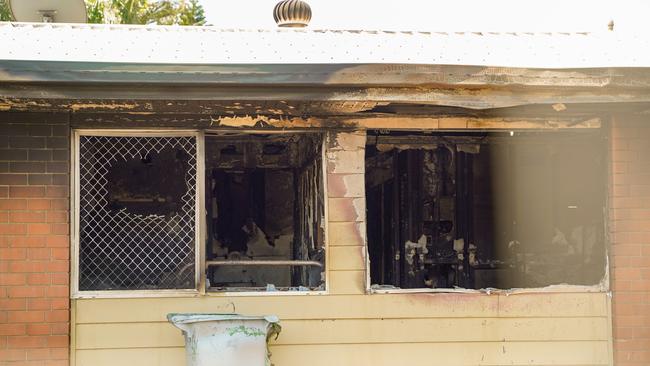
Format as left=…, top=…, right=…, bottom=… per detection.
left=78, top=135, right=197, bottom=291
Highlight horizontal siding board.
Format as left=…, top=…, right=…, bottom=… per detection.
left=75, top=341, right=609, bottom=366
left=74, top=292, right=607, bottom=324
left=75, top=317, right=609, bottom=350
left=328, top=246, right=366, bottom=271
left=497, top=292, right=608, bottom=317
left=76, top=323, right=181, bottom=349
left=76, top=348, right=185, bottom=366
left=327, top=222, right=365, bottom=246
left=329, top=270, right=366, bottom=295
left=281, top=317, right=609, bottom=344
left=269, top=342, right=610, bottom=366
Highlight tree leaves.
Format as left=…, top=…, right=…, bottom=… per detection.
left=0, top=0, right=12, bottom=21
left=0, top=0, right=207, bottom=25
left=87, top=0, right=207, bottom=25
left=178, top=0, right=206, bottom=26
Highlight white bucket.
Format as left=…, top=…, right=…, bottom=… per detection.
left=167, top=314, right=281, bottom=366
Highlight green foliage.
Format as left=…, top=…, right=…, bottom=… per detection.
left=86, top=0, right=106, bottom=23
left=177, top=0, right=205, bottom=26
left=86, top=0, right=208, bottom=25
left=0, top=0, right=206, bottom=24
left=226, top=325, right=265, bottom=337
left=0, top=0, right=13, bottom=21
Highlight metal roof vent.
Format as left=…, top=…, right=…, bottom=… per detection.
left=273, top=0, right=312, bottom=28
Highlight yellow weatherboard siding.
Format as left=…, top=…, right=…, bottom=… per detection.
left=71, top=293, right=610, bottom=366
left=70, top=131, right=612, bottom=366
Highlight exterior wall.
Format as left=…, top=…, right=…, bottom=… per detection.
left=70, top=131, right=611, bottom=366
left=610, top=115, right=650, bottom=365
left=0, top=112, right=70, bottom=366
left=72, top=293, right=610, bottom=366
left=0, top=115, right=613, bottom=365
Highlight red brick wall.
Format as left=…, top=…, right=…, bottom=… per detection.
left=0, top=112, right=70, bottom=366
left=610, top=115, right=650, bottom=365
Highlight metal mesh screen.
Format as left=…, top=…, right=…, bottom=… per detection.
left=78, top=135, right=197, bottom=291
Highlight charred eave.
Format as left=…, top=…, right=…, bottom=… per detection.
left=2, top=61, right=650, bottom=113
left=2, top=61, right=650, bottom=87
left=3, top=83, right=650, bottom=112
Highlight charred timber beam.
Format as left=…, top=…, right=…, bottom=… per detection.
left=3, top=83, right=650, bottom=111
left=65, top=113, right=602, bottom=130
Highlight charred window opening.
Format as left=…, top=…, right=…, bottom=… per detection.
left=366, top=131, right=606, bottom=290
left=107, top=147, right=190, bottom=216
left=205, top=133, right=325, bottom=291
left=78, top=135, right=197, bottom=291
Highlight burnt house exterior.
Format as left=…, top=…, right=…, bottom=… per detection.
left=1, top=22, right=650, bottom=365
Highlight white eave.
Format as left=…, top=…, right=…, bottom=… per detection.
left=1, top=22, right=650, bottom=68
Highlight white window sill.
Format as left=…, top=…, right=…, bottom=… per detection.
left=72, top=289, right=329, bottom=299
left=368, top=283, right=608, bottom=295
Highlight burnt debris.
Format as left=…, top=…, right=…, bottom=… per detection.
left=205, top=133, right=325, bottom=291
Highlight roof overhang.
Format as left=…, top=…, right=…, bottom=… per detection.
left=2, top=23, right=650, bottom=116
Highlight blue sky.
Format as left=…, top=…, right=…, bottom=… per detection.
left=198, top=0, right=649, bottom=32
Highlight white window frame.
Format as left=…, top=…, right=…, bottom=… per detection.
left=201, top=129, right=329, bottom=297
left=70, top=129, right=204, bottom=299
left=71, top=129, right=329, bottom=298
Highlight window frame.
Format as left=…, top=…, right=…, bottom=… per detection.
left=71, top=129, right=204, bottom=299
left=70, top=129, right=330, bottom=299
left=363, top=130, right=610, bottom=295
left=201, top=129, right=329, bottom=296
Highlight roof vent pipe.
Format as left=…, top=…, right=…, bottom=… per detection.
left=273, top=0, right=312, bottom=28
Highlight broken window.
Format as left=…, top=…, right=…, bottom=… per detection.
left=75, top=131, right=325, bottom=295
left=205, top=133, right=325, bottom=291
left=77, top=135, right=198, bottom=291
left=366, top=131, right=606, bottom=290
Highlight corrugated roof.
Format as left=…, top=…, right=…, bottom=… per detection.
left=1, top=22, right=649, bottom=68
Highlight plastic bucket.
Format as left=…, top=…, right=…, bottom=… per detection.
left=167, top=313, right=281, bottom=366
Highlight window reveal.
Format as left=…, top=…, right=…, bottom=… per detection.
left=365, top=131, right=606, bottom=290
